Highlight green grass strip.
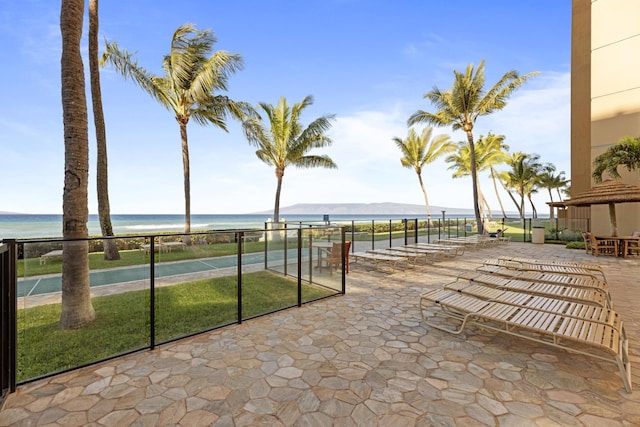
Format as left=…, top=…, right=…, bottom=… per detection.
left=18, top=271, right=335, bottom=381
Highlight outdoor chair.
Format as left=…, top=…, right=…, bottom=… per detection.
left=581, top=232, right=593, bottom=255
left=322, top=241, right=351, bottom=274
left=625, top=231, right=640, bottom=257
left=350, top=251, right=409, bottom=272
left=587, top=232, right=618, bottom=257
left=482, top=258, right=607, bottom=282
left=419, top=287, right=632, bottom=392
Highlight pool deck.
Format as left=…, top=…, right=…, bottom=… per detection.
left=2, top=242, right=640, bottom=426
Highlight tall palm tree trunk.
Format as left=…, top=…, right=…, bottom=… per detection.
left=547, top=189, right=555, bottom=221
left=179, top=120, right=192, bottom=245
left=465, top=131, right=484, bottom=234
left=490, top=168, right=507, bottom=218
left=527, top=194, right=537, bottom=218
left=500, top=176, right=522, bottom=218
left=272, top=169, right=284, bottom=242
left=273, top=169, right=284, bottom=223
left=417, top=173, right=432, bottom=223
left=60, top=0, right=96, bottom=329
left=89, top=0, right=119, bottom=260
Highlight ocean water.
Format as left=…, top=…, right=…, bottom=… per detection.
left=0, top=213, right=436, bottom=240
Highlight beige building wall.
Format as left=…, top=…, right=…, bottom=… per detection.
left=571, top=0, right=640, bottom=235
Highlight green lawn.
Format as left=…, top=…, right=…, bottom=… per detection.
left=17, top=271, right=335, bottom=381
left=19, top=241, right=268, bottom=277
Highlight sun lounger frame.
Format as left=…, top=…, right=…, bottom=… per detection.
left=476, top=266, right=609, bottom=295
left=496, top=256, right=605, bottom=278
left=350, top=251, right=409, bottom=272
left=413, top=242, right=465, bottom=256
left=455, top=272, right=611, bottom=308
left=419, top=288, right=632, bottom=392
left=482, top=259, right=606, bottom=282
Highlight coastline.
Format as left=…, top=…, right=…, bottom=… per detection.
left=0, top=213, right=455, bottom=240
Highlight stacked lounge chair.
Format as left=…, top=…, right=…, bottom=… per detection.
left=419, top=256, right=632, bottom=392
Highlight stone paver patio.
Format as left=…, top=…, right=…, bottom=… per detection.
left=1, top=242, right=639, bottom=426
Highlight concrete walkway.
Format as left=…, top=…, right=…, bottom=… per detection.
left=1, top=242, right=640, bottom=426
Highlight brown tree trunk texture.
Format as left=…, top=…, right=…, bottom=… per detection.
left=272, top=169, right=284, bottom=241
left=498, top=173, right=522, bottom=218
left=547, top=189, right=555, bottom=221
left=490, top=168, right=507, bottom=218
left=465, top=130, right=484, bottom=234
left=89, top=0, right=119, bottom=260
left=273, top=168, right=284, bottom=224
left=179, top=121, right=192, bottom=245
left=60, top=0, right=96, bottom=329
left=527, top=194, right=537, bottom=218
left=417, top=173, right=432, bottom=226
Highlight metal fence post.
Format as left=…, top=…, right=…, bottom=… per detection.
left=237, top=231, right=243, bottom=323
left=149, top=237, right=156, bottom=350
left=0, top=240, right=17, bottom=404
left=297, top=229, right=302, bottom=307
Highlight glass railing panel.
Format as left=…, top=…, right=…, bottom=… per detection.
left=303, top=230, right=343, bottom=298
left=153, top=233, right=239, bottom=344
left=17, top=238, right=150, bottom=382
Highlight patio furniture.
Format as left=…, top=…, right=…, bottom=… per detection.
left=496, top=256, right=606, bottom=278
left=350, top=251, right=409, bottom=272
left=139, top=243, right=169, bottom=254
left=39, top=249, right=63, bottom=265
left=367, top=249, right=424, bottom=266
left=457, top=271, right=610, bottom=308
left=475, top=266, right=610, bottom=296
left=397, top=245, right=447, bottom=262
left=419, top=287, right=632, bottom=392
left=413, top=242, right=465, bottom=256
left=589, top=233, right=618, bottom=257
left=482, top=258, right=606, bottom=282
left=580, top=232, right=593, bottom=255
left=624, top=232, right=640, bottom=257
left=434, top=238, right=482, bottom=249
left=321, top=241, right=351, bottom=274
left=161, top=241, right=187, bottom=252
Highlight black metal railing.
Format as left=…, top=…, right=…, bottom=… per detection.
left=1, top=225, right=346, bottom=387
left=2, top=213, right=592, bottom=395
left=0, top=241, right=17, bottom=408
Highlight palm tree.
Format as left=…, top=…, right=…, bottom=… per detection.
left=101, top=24, right=252, bottom=241
left=89, top=0, right=119, bottom=260
left=60, top=0, right=96, bottom=329
left=504, top=152, right=542, bottom=221
left=445, top=133, right=509, bottom=221
left=556, top=175, right=570, bottom=202
left=391, top=127, right=454, bottom=223
left=538, top=163, right=568, bottom=220
left=242, top=96, right=336, bottom=223
left=478, top=133, right=510, bottom=218
left=592, top=136, right=640, bottom=182
left=445, top=142, right=493, bottom=219
left=408, top=60, right=538, bottom=234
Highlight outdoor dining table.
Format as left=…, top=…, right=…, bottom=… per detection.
left=595, top=235, right=640, bottom=258
left=312, top=241, right=335, bottom=270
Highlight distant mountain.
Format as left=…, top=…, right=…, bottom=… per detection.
left=251, top=202, right=476, bottom=215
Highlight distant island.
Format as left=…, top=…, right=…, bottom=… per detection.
left=251, top=202, right=478, bottom=216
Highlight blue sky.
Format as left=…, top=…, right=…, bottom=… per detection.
left=1, top=0, right=571, bottom=215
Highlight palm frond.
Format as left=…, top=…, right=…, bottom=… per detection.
left=101, top=41, right=171, bottom=109
left=289, top=155, right=337, bottom=170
